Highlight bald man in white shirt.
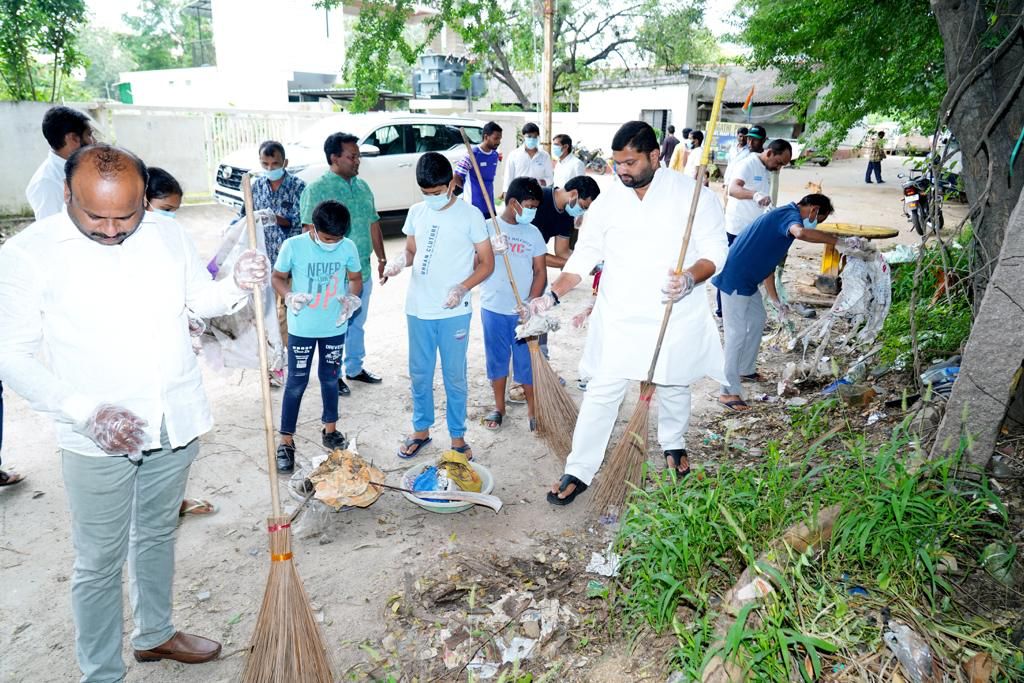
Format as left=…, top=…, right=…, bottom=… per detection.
left=25, top=105, right=96, bottom=220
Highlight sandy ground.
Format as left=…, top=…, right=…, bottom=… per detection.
left=0, top=156, right=958, bottom=682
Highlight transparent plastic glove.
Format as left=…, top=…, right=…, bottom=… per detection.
left=662, top=270, right=695, bottom=303
left=253, top=208, right=277, bottom=228
left=336, top=293, right=362, bottom=325
left=572, top=305, right=594, bottom=329
left=285, top=291, right=312, bottom=314
left=187, top=314, right=206, bottom=337
left=526, top=292, right=557, bottom=318
left=76, top=404, right=149, bottom=458
left=753, top=191, right=772, bottom=207
left=233, top=249, right=270, bottom=290
left=381, top=252, right=407, bottom=279
left=838, top=236, right=874, bottom=253
left=490, top=233, right=509, bottom=255
left=771, top=299, right=792, bottom=323
left=443, top=284, right=469, bottom=309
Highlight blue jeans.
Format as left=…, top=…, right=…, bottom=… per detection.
left=407, top=314, right=471, bottom=438
left=865, top=161, right=882, bottom=182
left=281, top=333, right=345, bottom=435
left=344, top=277, right=372, bottom=377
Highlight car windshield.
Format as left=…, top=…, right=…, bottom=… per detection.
left=290, top=117, right=483, bottom=151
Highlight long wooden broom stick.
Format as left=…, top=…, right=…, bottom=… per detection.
left=591, top=75, right=728, bottom=513
left=240, top=174, right=333, bottom=683
left=457, top=128, right=578, bottom=460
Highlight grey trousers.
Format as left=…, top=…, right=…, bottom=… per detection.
left=721, top=290, right=767, bottom=397
left=62, top=428, right=198, bottom=683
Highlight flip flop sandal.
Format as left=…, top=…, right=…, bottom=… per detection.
left=0, top=470, right=25, bottom=487
left=664, top=449, right=690, bottom=480
left=398, top=436, right=432, bottom=459
left=482, top=411, right=504, bottom=431
left=741, top=373, right=764, bottom=382
left=451, top=443, right=473, bottom=461
left=546, top=474, right=588, bottom=506
left=179, top=498, right=217, bottom=517
left=719, top=399, right=750, bottom=412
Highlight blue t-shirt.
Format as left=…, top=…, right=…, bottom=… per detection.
left=455, top=146, right=499, bottom=218
left=274, top=233, right=361, bottom=338
left=481, top=218, right=547, bottom=315
left=712, top=202, right=801, bottom=296
left=403, top=199, right=489, bottom=320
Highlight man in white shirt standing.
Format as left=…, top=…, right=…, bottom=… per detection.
left=25, top=105, right=96, bottom=220
left=552, top=133, right=587, bottom=188
left=725, top=138, right=792, bottom=239
left=502, top=122, right=553, bottom=197
left=0, top=144, right=269, bottom=682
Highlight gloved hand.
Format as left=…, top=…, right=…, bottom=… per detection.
left=572, top=305, right=594, bottom=329
left=187, top=315, right=206, bottom=337
left=381, top=252, right=407, bottom=280
left=285, top=291, right=312, bottom=314
left=253, top=209, right=277, bottom=227
left=753, top=191, right=772, bottom=207
left=771, top=299, right=792, bottom=322
left=443, top=284, right=469, bottom=309
left=662, top=269, right=696, bottom=303
left=336, top=293, right=362, bottom=325
left=233, top=249, right=270, bottom=290
left=526, top=292, right=557, bottom=318
left=77, top=404, right=148, bottom=458
left=490, top=233, right=509, bottom=255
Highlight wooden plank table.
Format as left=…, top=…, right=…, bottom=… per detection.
left=812, top=223, right=900, bottom=293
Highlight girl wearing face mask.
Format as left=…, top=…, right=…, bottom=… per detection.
left=270, top=200, right=364, bottom=474
left=145, top=167, right=183, bottom=219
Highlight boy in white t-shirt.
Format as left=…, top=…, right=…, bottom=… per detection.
left=381, top=153, right=496, bottom=460
left=480, top=177, right=548, bottom=432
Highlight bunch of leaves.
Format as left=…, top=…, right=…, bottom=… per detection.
left=0, top=0, right=86, bottom=101
left=787, top=396, right=841, bottom=441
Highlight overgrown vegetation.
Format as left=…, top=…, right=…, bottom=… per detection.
left=613, top=421, right=1021, bottom=679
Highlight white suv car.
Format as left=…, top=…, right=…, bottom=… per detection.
left=214, top=112, right=485, bottom=217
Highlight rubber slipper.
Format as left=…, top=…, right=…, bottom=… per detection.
left=546, top=474, right=588, bottom=506
left=664, top=449, right=690, bottom=480
left=482, top=411, right=503, bottom=431
left=0, top=470, right=25, bottom=487
left=398, top=436, right=432, bottom=459
left=179, top=498, right=217, bottom=517
left=719, top=399, right=750, bottom=412
left=451, top=443, right=473, bottom=461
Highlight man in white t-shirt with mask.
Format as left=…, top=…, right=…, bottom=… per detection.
left=503, top=122, right=553, bottom=197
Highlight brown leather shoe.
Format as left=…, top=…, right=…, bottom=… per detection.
left=133, top=631, right=221, bottom=664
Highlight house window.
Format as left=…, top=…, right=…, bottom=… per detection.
left=640, top=109, right=671, bottom=137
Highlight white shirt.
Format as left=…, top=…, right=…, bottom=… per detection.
left=723, top=145, right=751, bottom=185
left=725, top=153, right=771, bottom=236
left=0, top=210, right=249, bottom=456
left=683, top=145, right=703, bottom=178
left=25, top=150, right=67, bottom=220
left=553, top=154, right=587, bottom=188
left=564, top=168, right=728, bottom=385
left=503, top=146, right=554, bottom=192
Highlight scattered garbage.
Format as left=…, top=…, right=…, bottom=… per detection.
left=990, top=454, right=1012, bottom=478
left=847, top=585, right=869, bottom=597
left=884, top=621, right=935, bottom=683
left=883, top=243, right=919, bottom=264
left=838, top=383, right=877, bottom=407
left=920, top=356, right=961, bottom=397
left=980, top=542, right=1016, bottom=586
left=845, top=360, right=869, bottom=383
left=866, top=411, right=887, bottom=426
left=735, top=576, right=774, bottom=601
left=785, top=397, right=809, bottom=407
left=821, top=378, right=852, bottom=395
left=585, top=544, right=621, bottom=577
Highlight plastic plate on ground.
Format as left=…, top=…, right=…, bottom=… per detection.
left=400, top=462, right=494, bottom=514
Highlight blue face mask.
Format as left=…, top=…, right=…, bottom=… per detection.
left=565, top=199, right=584, bottom=218
left=524, top=137, right=539, bottom=150
left=153, top=208, right=176, bottom=219
left=422, top=192, right=451, bottom=211
left=803, top=217, right=818, bottom=229
left=516, top=205, right=537, bottom=224
left=552, top=145, right=564, bottom=159
left=312, top=228, right=341, bottom=252
left=265, top=167, right=285, bottom=181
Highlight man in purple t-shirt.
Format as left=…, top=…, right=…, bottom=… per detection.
left=452, top=121, right=503, bottom=218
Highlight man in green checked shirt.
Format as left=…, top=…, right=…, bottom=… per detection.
left=299, top=132, right=388, bottom=395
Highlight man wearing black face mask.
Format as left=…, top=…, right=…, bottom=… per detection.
left=0, top=144, right=269, bottom=682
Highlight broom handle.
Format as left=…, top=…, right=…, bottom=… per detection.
left=242, top=173, right=283, bottom=517
left=644, top=75, right=728, bottom=384
left=458, top=128, right=525, bottom=310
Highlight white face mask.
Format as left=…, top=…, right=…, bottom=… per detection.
left=422, top=192, right=451, bottom=211
left=312, top=227, right=341, bottom=252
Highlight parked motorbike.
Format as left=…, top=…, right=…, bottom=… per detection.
left=898, top=170, right=951, bottom=236
left=575, top=144, right=609, bottom=175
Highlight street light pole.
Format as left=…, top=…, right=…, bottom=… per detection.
left=541, top=0, right=553, bottom=150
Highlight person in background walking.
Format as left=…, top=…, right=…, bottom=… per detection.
left=502, top=122, right=554, bottom=196
left=668, top=126, right=695, bottom=172
left=552, top=133, right=586, bottom=188
left=660, top=125, right=680, bottom=167
left=683, top=130, right=707, bottom=180
left=26, top=105, right=96, bottom=220
left=452, top=121, right=504, bottom=218
left=865, top=131, right=887, bottom=183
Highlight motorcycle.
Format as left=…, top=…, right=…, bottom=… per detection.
left=898, top=170, right=951, bottom=236
left=575, top=143, right=609, bottom=175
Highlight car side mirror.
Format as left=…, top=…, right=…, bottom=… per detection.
left=359, top=144, right=380, bottom=158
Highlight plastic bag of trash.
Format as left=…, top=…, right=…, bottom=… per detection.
left=883, top=621, right=934, bottom=683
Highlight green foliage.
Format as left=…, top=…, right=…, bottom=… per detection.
left=734, top=0, right=946, bottom=152
left=0, top=0, right=86, bottom=101
left=119, top=0, right=215, bottom=72
left=79, top=27, right=137, bottom=99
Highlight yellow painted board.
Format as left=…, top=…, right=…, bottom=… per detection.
left=816, top=223, right=900, bottom=239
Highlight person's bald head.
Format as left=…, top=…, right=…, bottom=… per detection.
left=64, top=144, right=149, bottom=246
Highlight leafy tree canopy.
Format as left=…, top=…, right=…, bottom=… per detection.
left=119, top=0, right=215, bottom=72
left=0, top=0, right=87, bottom=101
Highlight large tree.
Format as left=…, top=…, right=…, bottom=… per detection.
left=119, top=0, right=215, bottom=72
left=0, top=0, right=87, bottom=101
left=79, top=27, right=137, bottom=99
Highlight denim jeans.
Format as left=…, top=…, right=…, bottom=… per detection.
left=281, top=333, right=345, bottom=434
left=865, top=161, right=883, bottom=182
left=407, top=314, right=471, bottom=438
left=344, top=277, right=372, bottom=377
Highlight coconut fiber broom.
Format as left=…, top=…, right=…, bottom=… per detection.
left=590, top=75, right=728, bottom=514
left=239, top=174, right=334, bottom=683
left=458, top=128, right=578, bottom=461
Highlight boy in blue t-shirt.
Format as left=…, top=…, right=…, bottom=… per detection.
left=381, top=152, right=496, bottom=460
left=271, top=200, right=363, bottom=473
left=452, top=121, right=503, bottom=218
left=480, top=177, right=547, bottom=432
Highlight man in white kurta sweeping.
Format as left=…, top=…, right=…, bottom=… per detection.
left=526, top=121, right=729, bottom=505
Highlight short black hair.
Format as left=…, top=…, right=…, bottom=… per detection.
left=877, top=130, right=885, bottom=138
left=553, top=133, right=572, bottom=151
left=311, top=199, right=351, bottom=238
left=42, top=106, right=91, bottom=150
left=690, top=130, right=704, bottom=146
left=767, top=139, right=793, bottom=155
left=681, top=127, right=693, bottom=139
left=416, top=152, right=453, bottom=188
left=506, top=177, right=542, bottom=204
left=323, top=132, right=359, bottom=164
left=798, top=193, right=834, bottom=217
left=65, top=143, right=148, bottom=192
left=259, top=140, right=286, bottom=159
left=737, top=127, right=749, bottom=135
left=611, top=121, right=659, bottom=153
left=483, top=121, right=503, bottom=137
left=522, top=122, right=540, bottom=136
left=146, top=167, right=183, bottom=200
left=565, top=175, right=600, bottom=200
left=667, top=125, right=675, bottom=134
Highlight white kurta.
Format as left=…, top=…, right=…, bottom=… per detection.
left=563, top=168, right=728, bottom=386
left=25, top=150, right=67, bottom=220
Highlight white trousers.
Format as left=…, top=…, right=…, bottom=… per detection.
left=563, top=376, right=692, bottom=485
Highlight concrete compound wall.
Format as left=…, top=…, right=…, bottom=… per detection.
left=1, top=101, right=73, bottom=216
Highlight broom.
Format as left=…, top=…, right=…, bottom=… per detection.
left=239, top=174, right=334, bottom=683
left=457, top=128, right=578, bottom=460
left=590, top=75, right=728, bottom=514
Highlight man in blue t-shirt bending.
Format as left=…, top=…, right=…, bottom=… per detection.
left=712, top=194, right=862, bottom=411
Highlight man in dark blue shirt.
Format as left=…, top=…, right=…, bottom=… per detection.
left=713, top=194, right=852, bottom=410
